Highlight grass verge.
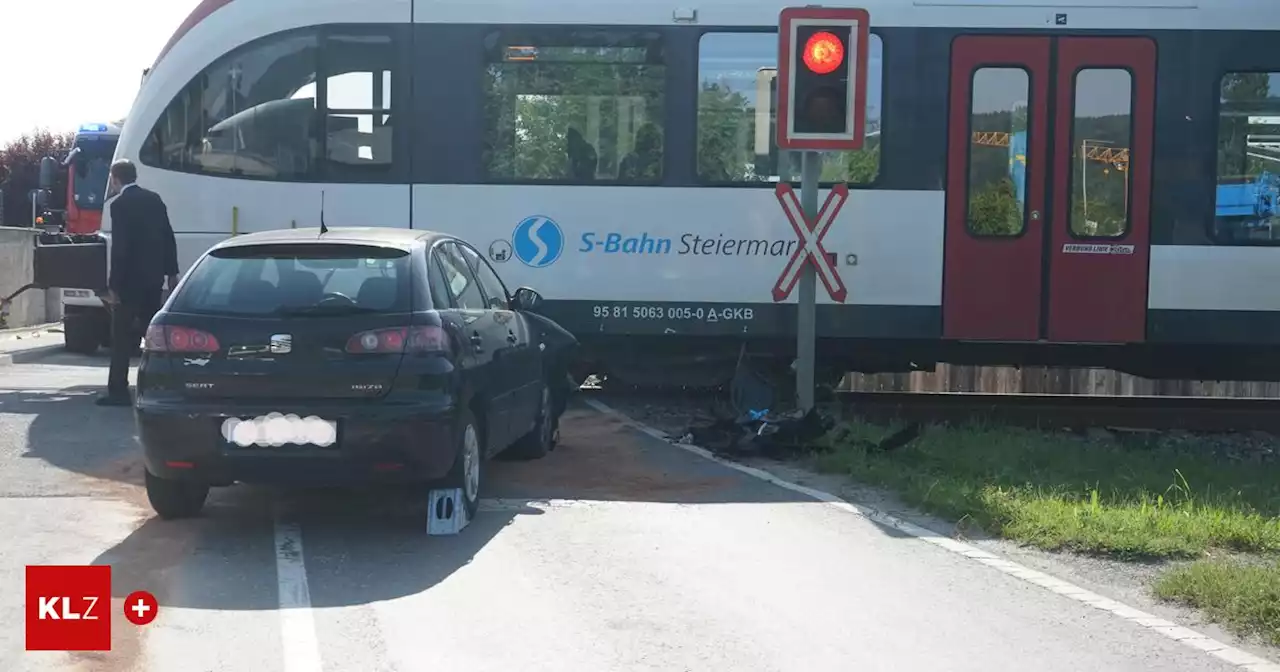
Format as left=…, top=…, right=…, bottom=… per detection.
left=812, top=422, right=1280, bottom=559
left=1155, top=557, right=1280, bottom=646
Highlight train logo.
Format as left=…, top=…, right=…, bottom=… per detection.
left=511, top=215, right=564, bottom=268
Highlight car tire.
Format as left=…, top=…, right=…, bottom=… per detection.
left=507, top=381, right=553, bottom=460
left=442, top=409, right=482, bottom=522
left=145, top=469, right=209, bottom=519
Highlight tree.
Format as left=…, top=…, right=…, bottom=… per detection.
left=968, top=179, right=1022, bottom=236
left=484, top=53, right=665, bottom=181
left=696, top=82, right=753, bottom=181
left=0, top=129, right=74, bottom=227
left=483, top=47, right=880, bottom=187
left=1217, top=72, right=1272, bottom=179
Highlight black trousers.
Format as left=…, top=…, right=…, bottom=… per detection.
left=107, top=288, right=163, bottom=396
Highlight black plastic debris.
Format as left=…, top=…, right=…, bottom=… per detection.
left=675, top=407, right=836, bottom=459
left=820, top=421, right=922, bottom=455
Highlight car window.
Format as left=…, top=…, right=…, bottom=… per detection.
left=435, top=243, right=487, bottom=310
left=427, top=253, right=454, bottom=309
left=172, top=244, right=411, bottom=316
left=457, top=243, right=510, bottom=310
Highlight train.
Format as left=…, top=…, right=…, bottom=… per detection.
left=96, top=0, right=1280, bottom=389
left=988, top=129, right=1279, bottom=242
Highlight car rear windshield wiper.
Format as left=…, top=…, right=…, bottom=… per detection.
left=273, top=305, right=383, bottom=317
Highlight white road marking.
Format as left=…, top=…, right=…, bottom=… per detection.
left=583, top=398, right=1280, bottom=672
left=273, top=505, right=323, bottom=672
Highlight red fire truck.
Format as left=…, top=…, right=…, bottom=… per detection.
left=0, top=122, right=118, bottom=348
left=50, top=122, right=122, bottom=353
left=58, top=121, right=121, bottom=233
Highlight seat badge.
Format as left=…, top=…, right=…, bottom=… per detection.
left=270, top=334, right=292, bottom=354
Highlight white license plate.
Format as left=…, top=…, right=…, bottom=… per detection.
left=220, top=414, right=338, bottom=447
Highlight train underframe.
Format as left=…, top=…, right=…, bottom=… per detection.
left=576, top=334, right=1280, bottom=391
left=48, top=274, right=1280, bottom=387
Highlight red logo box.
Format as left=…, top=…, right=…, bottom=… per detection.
left=26, top=565, right=111, bottom=651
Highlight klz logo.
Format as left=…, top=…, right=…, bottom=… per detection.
left=38, top=596, right=100, bottom=620
left=26, top=565, right=111, bottom=651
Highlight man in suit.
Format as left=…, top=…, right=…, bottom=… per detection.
left=96, top=159, right=178, bottom=406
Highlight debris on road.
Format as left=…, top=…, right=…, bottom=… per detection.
left=673, top=407, right=836, bottom=458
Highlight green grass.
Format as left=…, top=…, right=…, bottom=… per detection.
left=812, top=422, right=1280, bottom=559
left=1155, top=558, right=1280, bottom=646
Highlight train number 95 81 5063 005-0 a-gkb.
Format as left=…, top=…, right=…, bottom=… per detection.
left=591, top=303, right=756, bottom=322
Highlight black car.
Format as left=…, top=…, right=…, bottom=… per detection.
left=134, top=227, right=576, bottom=520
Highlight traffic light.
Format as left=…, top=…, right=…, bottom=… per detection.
left=793, top=28, right=849, bottom=134
left=776, top=7, right=869, bottom=150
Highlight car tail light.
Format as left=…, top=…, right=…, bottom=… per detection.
left=346, top=326, right=449, bottom=354
left=145, top=325, right=221, bottom=352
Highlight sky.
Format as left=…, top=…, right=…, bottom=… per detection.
left=0, top=0, right=199, bottom=145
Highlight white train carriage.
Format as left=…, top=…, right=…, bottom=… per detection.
left=103, top=0, right=1280, bottom=386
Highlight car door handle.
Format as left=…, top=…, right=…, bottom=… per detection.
left=470, top=333, right=483, bottom=351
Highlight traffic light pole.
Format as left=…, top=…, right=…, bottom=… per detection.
left=776, top=6, right=869, bottom=412
left=796, top=150, right=820, bottom=412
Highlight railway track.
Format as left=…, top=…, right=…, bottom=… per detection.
left=838, top=391, right=1280, bottom=433
left=581, top=383, right=1280, bottom=433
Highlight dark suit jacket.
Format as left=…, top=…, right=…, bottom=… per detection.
left=108, top=184, right=178, bottom=301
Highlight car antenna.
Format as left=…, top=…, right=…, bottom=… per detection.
left=319, top=190, right=329, bottom=236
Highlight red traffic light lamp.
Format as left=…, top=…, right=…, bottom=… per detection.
left=776, top=7, right=870, bottom=150
left=802, top=31, right=845, bottom=74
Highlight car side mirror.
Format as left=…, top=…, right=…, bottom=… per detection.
left=511, top=286, right=544, bottom=312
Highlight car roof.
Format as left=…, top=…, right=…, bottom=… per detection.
left=209, top=227, right=453, bottom=252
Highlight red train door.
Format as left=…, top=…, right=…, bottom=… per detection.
left=942, top=35, right=1155, bottom=343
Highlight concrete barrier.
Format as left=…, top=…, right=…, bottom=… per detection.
left=0, top=227, right=61, bottom=328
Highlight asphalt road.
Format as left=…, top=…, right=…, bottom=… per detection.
left=0, top=351, right=1249, bottom=672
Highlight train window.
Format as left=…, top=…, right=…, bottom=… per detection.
left=202, top=32, right=319, bottom=180
left=695, top=32, right=882, bottom=185
left=139, top=26, right=404, bottom=183
left=320, top=32, right=395, bottom=178
left=1067, top=69, right=1133, bottom=239
left=140, top=29, right=320, bottom=180
left=481, top=29, right=666, bottom=183
left=1212, top=72, right=1280, bottom=244
left=141, top=81, right=202, bottom=173
left=965, top=67, right=1030, bottom=237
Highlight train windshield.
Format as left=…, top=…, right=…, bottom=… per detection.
left=70, top=136, right=116, bottom=211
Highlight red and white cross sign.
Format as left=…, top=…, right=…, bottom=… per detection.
left=772, top=182, right=849, bottom=303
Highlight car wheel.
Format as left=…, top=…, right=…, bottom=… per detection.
left=442, top=409, right=482, bottom=522
left=507, top=381, right=553, bottom=460
left=145, top=469, right=209, bottom=519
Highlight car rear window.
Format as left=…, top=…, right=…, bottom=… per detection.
left=172, top=243, right=413, bottom=316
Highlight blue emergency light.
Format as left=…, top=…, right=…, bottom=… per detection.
left=79, top=123, right=108, bottom=133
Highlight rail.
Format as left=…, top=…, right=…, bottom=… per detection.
left=838, top=391, right=1280, bottom=433
left=581, top=383, right=1280, bottom=434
